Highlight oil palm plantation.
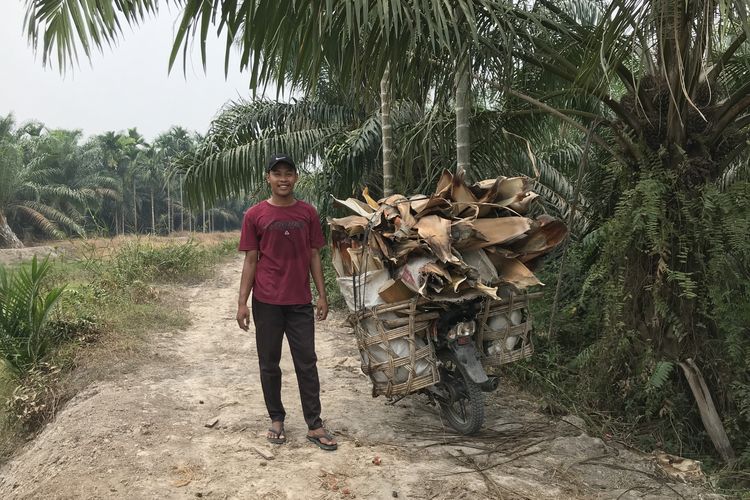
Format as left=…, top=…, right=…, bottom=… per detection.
left=22, top=0, right=750, bottom=464
left=0, top=116, right=107, bottom=248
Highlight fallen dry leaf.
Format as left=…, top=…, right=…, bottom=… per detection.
left=450, top=168, right=478, bottom=206
left=513, top=215, right=568, bottom=262
left=171, top=464, right=200, bottom=487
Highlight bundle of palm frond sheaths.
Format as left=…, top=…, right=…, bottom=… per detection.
left=330, top=168, right=567, bottom=306
left=329, top=168, right=568, bottom=393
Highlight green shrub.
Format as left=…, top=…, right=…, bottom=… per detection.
left=82, top=240, right=216, bottom=290
left=0, top=257, right=65, bottom=377
left=110, top=241, right=209, bottom=283
left=214, top=237, right=241, bottom=256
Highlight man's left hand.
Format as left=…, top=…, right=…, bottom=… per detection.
left=316, top=297, right=329, bottom=321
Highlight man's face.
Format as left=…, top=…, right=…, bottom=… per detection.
left=266, top=163, right=298, bottom=197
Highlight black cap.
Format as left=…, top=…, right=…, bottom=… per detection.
left=266, top=153, right=296, bottom=172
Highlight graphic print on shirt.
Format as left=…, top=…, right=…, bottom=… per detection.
left=266, top=220, right=305, bottom=237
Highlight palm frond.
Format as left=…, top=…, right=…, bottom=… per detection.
left=24, top=0, right=159, bottom=69
left=35, top=184, right=90, bottom=204
left=12, top=204, right=64, bottom=239
left=17, top=200, right=84, bottom=236
left=181, top=98, right=367, bottom=207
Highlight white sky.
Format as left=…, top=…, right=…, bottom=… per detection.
left=1, top=3, right=266, bottom=141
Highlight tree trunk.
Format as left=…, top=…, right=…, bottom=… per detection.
left=0, top=212, right=23, bottom=249
left=679, top=359, right=736, bottom=463
left=180, top=177, right=185, bottom=233
left=167, top=181, right=172, bottom=234
left=380, top=65, right=394, bottom=196
left=133, top=178, right=138, bottom=234
left=202, top=198, right=206, bottom=233
left=150, top=188, right=156, bottom=235
left=455, top=51, right=471, bottom=172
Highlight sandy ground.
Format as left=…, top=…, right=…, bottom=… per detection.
left=0, top=256, right=723, bottom=499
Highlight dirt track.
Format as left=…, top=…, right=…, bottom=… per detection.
left=0, top=256, right=721, bottom=499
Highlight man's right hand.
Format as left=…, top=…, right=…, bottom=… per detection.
left=237, top=304, right=251, bottom=331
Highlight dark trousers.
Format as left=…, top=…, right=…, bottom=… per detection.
left=251, top=297, right=323, bottom=430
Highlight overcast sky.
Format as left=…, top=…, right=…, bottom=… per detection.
left=1, top=3, right=266, bottom=141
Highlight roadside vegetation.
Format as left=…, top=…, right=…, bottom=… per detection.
left=0, top=235, right=238, bottom=460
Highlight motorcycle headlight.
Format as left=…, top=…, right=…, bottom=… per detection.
left=458, top=320, right=476, bottom=337
left=448, top=320, right=476, bottom=339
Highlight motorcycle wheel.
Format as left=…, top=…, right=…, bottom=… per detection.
left=437, top=354, right=485, bottom=435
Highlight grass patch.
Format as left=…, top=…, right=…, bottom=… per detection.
left=0, top=233, right=239, bottom=460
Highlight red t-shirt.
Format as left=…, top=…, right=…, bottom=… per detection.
left=239, top=199, right=326, bottom=305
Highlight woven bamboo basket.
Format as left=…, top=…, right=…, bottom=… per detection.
left=349, top=298, right=440, bottom=398
left=476, top=292, right=541, bottom=367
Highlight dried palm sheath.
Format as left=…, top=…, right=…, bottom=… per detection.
left=330, top=168, right=567, bottom=395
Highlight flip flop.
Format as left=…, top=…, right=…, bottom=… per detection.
left=307, top=431, right=338, bottom=451
left=267, top=424, right=286, bottom=445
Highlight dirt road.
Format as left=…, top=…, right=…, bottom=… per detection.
left=0, top=256, right=721, bottom=499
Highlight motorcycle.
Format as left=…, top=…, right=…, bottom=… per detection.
left=421, top=300, right=499, bottom=435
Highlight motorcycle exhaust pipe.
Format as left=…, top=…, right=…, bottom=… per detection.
left=479, top=376, right=499, bottom=392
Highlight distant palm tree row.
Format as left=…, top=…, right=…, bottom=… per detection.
left=0, top=115, right=245, bottom=249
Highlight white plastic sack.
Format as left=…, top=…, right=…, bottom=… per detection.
left=487, top=309, right=524, bottom=354
left=337, top=269, right=390, bottom=312
left=395, top=255, right=437, bottom=293
left=361, top=337, right=430, bottom=383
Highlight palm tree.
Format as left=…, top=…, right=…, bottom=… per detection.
left=0, top=116, right=25, bottom=248
left=488, top=0, right=749, bottom=462
left=33, top=129, right=121, bottom=231
left=0, top=116, right=99, bottom=248
left=154, top=126, right=197, bottom=234
left=21, top=2, right=496, bottom=91
left=94, top=131, right=131, bottom=235
left=118, top=128, right=150, bottom=233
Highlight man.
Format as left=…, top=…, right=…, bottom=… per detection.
left=236, top=154, right=337, bottom=451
